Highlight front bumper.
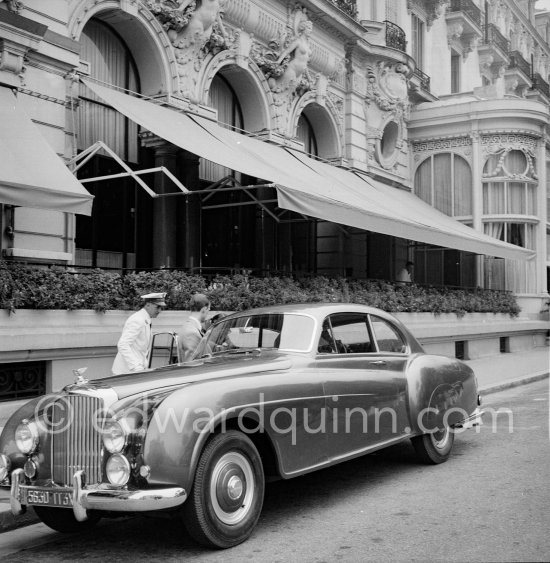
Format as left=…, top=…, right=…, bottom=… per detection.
left=10, top=469, right=187, bottom=522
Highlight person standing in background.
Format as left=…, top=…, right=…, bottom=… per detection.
left=112, top=292, right=167, bottom=375
left=396, top=261, right=414, bottom=285
left=178, top=293, right=211, bottom=362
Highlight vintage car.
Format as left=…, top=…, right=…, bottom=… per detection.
left=0, top=304, right=482, bottom=548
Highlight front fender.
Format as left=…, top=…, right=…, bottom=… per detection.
left=0, top=394, right=61, bottom=475
left=406, top=354, right=478, bottom=434
left=142, top=375, right=277, bottom=492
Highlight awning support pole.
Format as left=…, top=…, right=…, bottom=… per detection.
left=67, top=141, right=188, bottom=198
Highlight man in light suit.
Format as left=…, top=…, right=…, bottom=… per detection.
left=178, top=293, right=210, bottom=362
left=112, top=292, right=167, bottom=375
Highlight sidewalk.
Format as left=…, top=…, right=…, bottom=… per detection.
left=0, top=346, right=548, bottom=532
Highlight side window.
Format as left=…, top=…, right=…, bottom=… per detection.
left=317, top=314, right=373, bottom=354
left=370, top=316, right=406, bottom=353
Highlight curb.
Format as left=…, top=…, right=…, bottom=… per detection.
left=0, top=372, right=547, bottom=534
left=0, top=505, right=37, bottom=533
left=479, top=371, right=549, bottom=396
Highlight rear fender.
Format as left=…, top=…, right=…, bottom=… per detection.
left=406, top=354, right=478, bottom=434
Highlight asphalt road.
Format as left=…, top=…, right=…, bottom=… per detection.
left=2, top=379, right=549, bottom=562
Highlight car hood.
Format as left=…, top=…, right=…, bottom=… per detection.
left=65, top=352, right=294, bottom=401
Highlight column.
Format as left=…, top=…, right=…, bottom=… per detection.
left=470, top=130, right=484, bottom=287
left=149, top=141, right=179, bottom=268
left=178, top=151, right=201, bottom=271
left=537, top=135, right=547, bottom=294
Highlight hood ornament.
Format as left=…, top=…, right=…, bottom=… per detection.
left=73, top=367, right=89, bottom=385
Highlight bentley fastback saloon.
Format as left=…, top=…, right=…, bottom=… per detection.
left=0, top=304, right=482, bottom=548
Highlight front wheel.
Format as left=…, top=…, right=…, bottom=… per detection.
left=411, top=425, right=455, bottom=464
left=183, top=430, right=265, bottom=549
left=33, top=506, right=101, bottom=533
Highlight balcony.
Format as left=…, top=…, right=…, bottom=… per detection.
left=531, top=72, right=550, bottom=98
left=505, top=51, right=532, bottom=97
left=448, top=0, right=482, bottom=27
left=384, top=20, right=406, bottom=52
left=482, top=24, right=510, bottom=57
left=328, top=0, right=357, bottom=19
left=477, top=23, right=510, bottom=79
left=413, top=67, right=431, bottom=92
left=445, top=0, right=483, bottom=56
left=508, top=51, right=531, bottom=78
left=407, top=62, right=434, bottom=104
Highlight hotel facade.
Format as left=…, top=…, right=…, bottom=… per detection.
left=0, top=0, right=548, bottom=393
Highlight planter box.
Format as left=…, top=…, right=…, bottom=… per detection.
left=0, top=309, right=547, bottom=391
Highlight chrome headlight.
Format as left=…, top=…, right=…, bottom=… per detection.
left=15, top=420, right=39, bottom=454
left=106, top=454, right=130, bottom=486
left=0, top=454, right=10, bottom=481
left=102, top=420, right=127, bottom=453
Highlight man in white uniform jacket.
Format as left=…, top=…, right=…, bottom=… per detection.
left=112, top=292, right=167, bottom=375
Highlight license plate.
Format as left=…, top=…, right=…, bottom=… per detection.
left=24, top=488, right=73, bottom=508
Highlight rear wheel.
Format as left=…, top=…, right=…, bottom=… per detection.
left=33, top=506, right=101, bottom=533
left=183, top=430, right=265, bottom=549
left=411, top=425, right=455, bottom=464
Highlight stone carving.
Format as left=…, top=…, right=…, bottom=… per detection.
left=447, top=22, right=464, bottom=46
left=406, top=0, right=450, bottom=27
left=146, top=0, right=233, bottom=99
left=145, top=0, right=195, bottom=37
left=412, top=136, right=472, bottom=153
left=365, top=61, right=409, bottom=115
left=146, top=0, right=229, bottom=54
left=481, top=147, right=536, bottom=179
left=481, top=133, right=538, bottom=156
left=0, top=0, right=23, bottom=12
left=251, top=6, right=313, bottom=99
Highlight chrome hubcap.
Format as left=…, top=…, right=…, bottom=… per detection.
left=210, top=452, right=254, bottom=525
left=227, top=475, right=243, bottom=500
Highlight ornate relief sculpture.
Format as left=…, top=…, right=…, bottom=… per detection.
left=252, top=6, right=313, bottom=100
left=406, top=0, right=449, bottom=27
left=147, top=0, right=228, bottom=50
left=145, top=0, right=196, bottom=37
left=0, top=0, right=23, bottom=12
left=147, top=0, right=231, bottom=99
left=364, top=61, right=410, bottom=170
left=365, top=61, right=409, bottom=115
left=268, top=16, right=312, bottom=95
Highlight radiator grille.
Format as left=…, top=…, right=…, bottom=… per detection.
left=51, top=395, right=103, bottom=486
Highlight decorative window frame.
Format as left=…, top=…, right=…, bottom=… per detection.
left=413, top=151, right=473, bottom=219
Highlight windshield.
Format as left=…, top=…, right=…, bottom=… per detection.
left=193, top=313, right=315, bottom=358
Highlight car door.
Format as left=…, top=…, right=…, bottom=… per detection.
left=317, top=313, right=409, bottom=461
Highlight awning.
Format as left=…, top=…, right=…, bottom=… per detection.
left=0, top=87, right=93, bottom=215
left=83, top=79, right=532, bottom=261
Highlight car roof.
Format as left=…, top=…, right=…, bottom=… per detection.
left=222, top=303, right=398, bottom=321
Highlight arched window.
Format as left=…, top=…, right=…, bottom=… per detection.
left=75, top=19, right=140, bottom=270
left=482, top=148, right=537, bottom=292
left=296, top=113, right=318, bottom=156
left=200, top=74, right=244, bottom=182
left=77, top=19, right=139, bottom=161
left=414, top=153, right=472, bottom=217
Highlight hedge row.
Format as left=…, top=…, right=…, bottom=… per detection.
left=0, top=261, right=520, bottom=317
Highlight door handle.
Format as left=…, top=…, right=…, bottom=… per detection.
left=369, top=360, right=386, bottom=366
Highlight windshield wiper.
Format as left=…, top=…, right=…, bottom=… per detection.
left=207, top=347, right=262, bottom=357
